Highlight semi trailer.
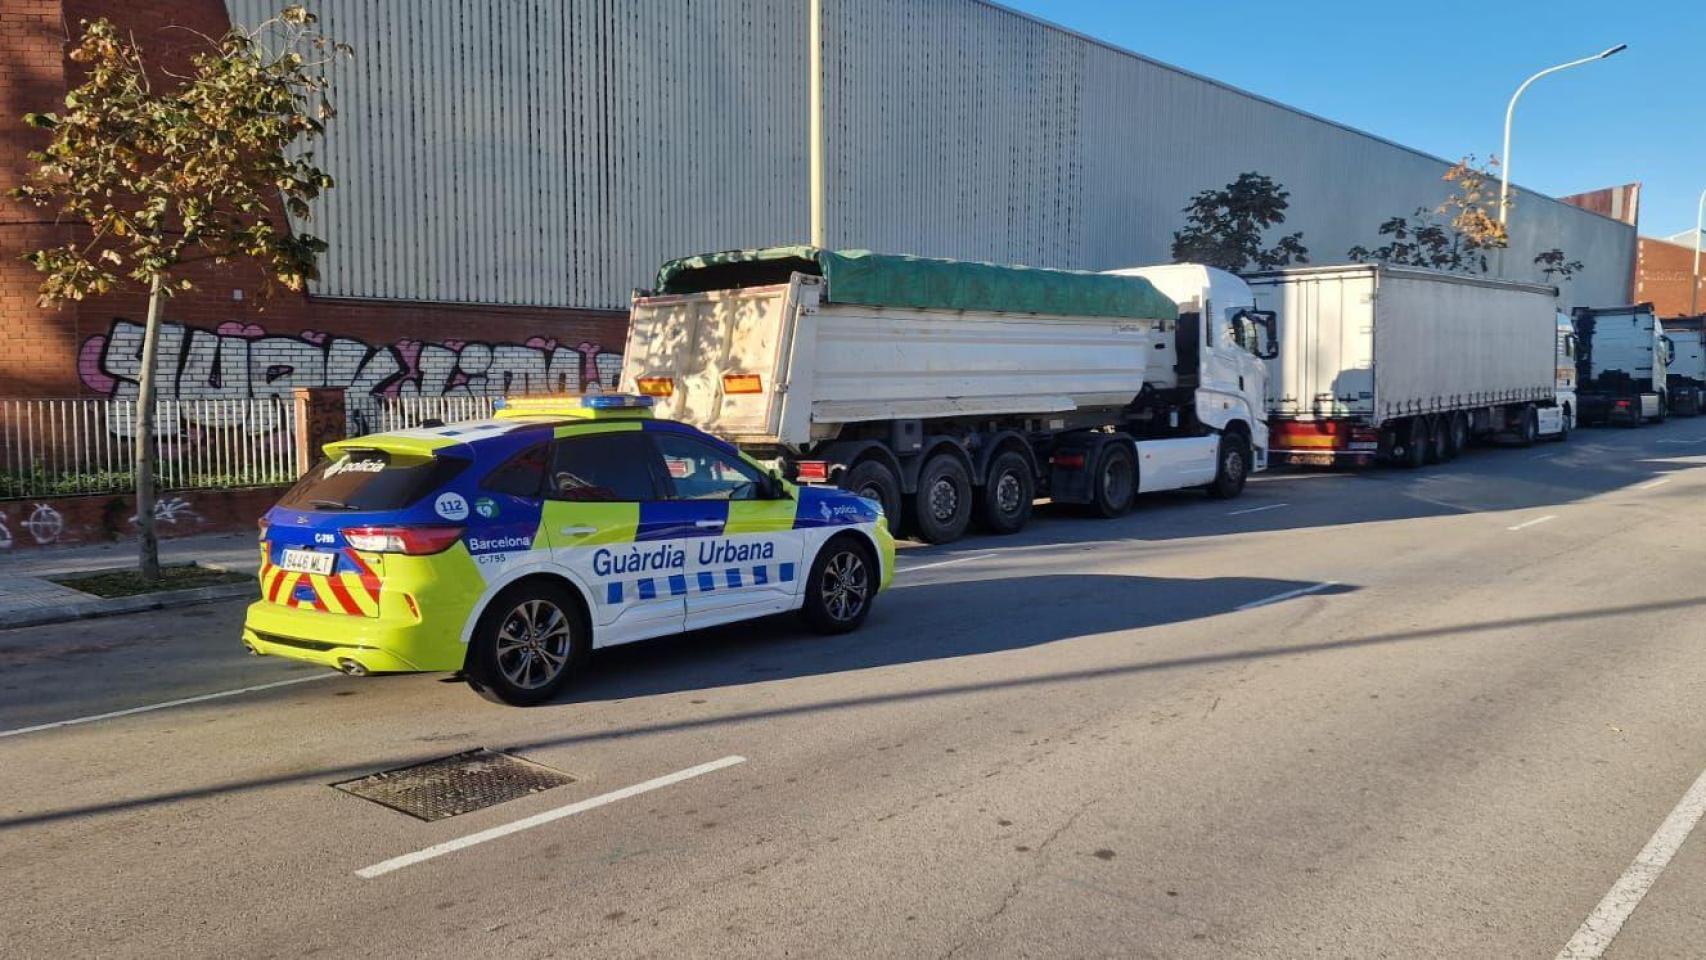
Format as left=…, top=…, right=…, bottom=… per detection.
left=1245, top=264, right=1566, bottom=468
left=1660, top=315, right=1704, bottom=417
left=1574, top=304, right=1670, bottom=426
left=619, top=247, right=1276, bottom=543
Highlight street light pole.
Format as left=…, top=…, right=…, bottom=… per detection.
left=1694, top=188, right=1705, bottom=316
left=1498, top=44, right=1627, bottom=228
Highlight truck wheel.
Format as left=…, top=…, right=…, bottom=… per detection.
left=800, top=535, right=876, bottom=634
left=841, top=459, right=902, bottom=538
left=466, top=580, right=588, bottom=707
left=912, top=453, right=972, bottom=544
left=1517, top=405, right=1539, bottom=447
left=1556, top=405, right=1573, bottom=442
left=976, top=450, right=1034, bottom=534
left=1397, top=418, right=1427, bottom=469
left=1443, top=413, right=1468, bottom=459
left=1091, top=442, right=1137, bottom=517
left=1207, top=432, right=1250, bottom=499
left=1425, top=416, right=1448, bottom=464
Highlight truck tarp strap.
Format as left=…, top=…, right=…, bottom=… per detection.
left=653, top=246, right=1178, bottom=321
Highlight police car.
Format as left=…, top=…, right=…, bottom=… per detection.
left=242, top=395, right=894, bottom=705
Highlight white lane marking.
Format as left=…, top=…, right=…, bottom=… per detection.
left=1227, top=502, right=1288, bottom=517
left=1656, top=438, right=1706, bottom=445
left=356, top=755, right=748, bottom=879
left=1235, top=581, right=1340, bottom=611
left=896, top=553, right=998, bottom=575
left=1554, top=765, right=1706, bottom=959
left=0, top=673, right=336, bottom=740
left=1637, top=478, right=1671, bottom=490
left=1531, top=453, right=1558, bottom=461
left=1507, top=514, right=1558, bottom=532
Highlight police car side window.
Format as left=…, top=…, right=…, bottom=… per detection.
left=547, top=433, right=659, bottom=502
left=482, top=444, right=547, bottom=498
left=653, top=433, right=768, bottom=501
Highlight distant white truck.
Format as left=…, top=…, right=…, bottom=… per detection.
left=1245, top=264, right=1566, bottom=468
left=1574, top=304, right=1670, bottom=426
left=620, top=247, right=1276, bottom=543
left=1660, top=314, right=1704, bottom=417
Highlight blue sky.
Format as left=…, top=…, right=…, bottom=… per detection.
left=1003, top=0, right=1703, bottom=240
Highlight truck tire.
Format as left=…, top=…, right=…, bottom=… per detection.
left=1443, top=413, right=1468, bottom=459
left=976, top=450, right=1034, bottom=534
left=1091, top=442, right=1137, bottom=518
left=800, top=535, right=876, bottom=634
left=1555, top=404, right=1573, bottom=442
left=1516, top=405, right=1539, bottom=447
left=1397, top=418, right=1427, bottom=469
left=911, top=452, right=972, bottom=544
left=1206, top=432, right=1250, bottom=499
left=841, top=459, right=903, bottom=538
left=1425, top=416, right=1448, bottom=464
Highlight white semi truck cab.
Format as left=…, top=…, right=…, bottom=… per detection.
left=1574, top=303, right=1670, bottom=426
left=620, top=247, right=1275, bottom=544
left=1660, top=314, right=1705, bottom=417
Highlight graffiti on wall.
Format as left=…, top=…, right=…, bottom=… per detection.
left=78, top=321, right=624, bottom=434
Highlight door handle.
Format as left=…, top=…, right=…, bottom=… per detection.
left=694, top=519, right=725, bottom=529
left=559, top=525, right=597, bottom=537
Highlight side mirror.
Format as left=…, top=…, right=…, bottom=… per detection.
left=1236, top=310, right=1280, bottom=360
left=766, top=470, right=791, bottom=500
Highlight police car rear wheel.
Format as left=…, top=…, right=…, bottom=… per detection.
left=468, top=582, right=587, bottom=706
left=802, top=537, right=875, bottom=634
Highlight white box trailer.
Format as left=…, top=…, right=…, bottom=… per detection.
left=621, top=248, right=1276, bottom=543
left=1244, top=264, right=1563, bottom=467
left=1660, top=315, right=1704, bottom=417
left=1574, top=304, right=1669, bottom=425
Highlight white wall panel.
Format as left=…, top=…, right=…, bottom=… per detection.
left=227, top=0, right=1634, bottom=313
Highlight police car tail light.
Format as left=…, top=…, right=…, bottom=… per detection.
left=342, top=525, right=464, bottom=555
left=636, top=377, right=675, bottom=397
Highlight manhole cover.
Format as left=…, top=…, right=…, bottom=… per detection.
left=333, top=749, right=575, bottom=821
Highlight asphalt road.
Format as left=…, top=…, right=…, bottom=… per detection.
left=4, top=421, right=1706, bottom=959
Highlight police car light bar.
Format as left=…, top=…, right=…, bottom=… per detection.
left=495, top=393, right=656, bottom=413
left=580, top=394, right=655, bottom=409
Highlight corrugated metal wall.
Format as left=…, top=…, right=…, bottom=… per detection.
left=227, top=0, right=1635, bottom=312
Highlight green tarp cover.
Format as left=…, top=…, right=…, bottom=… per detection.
left=653, top=246, right=1178, bottom=320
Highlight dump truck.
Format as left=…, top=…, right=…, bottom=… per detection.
left=1660, top=314, right=1704, bottom=417
left=619, top=247, right=1276, bottom=543
left=1245, top=264, right=1565, bottom=467
left=1574, top=304, right=1669, bottom=426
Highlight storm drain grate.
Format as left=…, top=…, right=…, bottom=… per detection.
left=332, top=749, right=575, bottom=821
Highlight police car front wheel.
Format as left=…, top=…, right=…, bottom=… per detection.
left=802, top=537, right=876, bottom=634
left=467, top=580, right=589, bottom=706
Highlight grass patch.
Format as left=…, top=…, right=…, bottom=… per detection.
left=49, top=564, right=252, bottom=598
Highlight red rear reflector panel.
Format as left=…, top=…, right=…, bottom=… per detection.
left=795, top=461, right=830, bottom=483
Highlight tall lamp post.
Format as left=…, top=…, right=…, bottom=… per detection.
left=1498, top=44, right=1628, bottom=228
left=1694, top=188, right=1705, bottom=316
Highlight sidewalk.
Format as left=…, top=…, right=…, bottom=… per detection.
left=0, top=532, right=262, bottom=629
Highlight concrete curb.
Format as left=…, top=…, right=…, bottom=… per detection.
left=0, top=581, right=257, bottom=630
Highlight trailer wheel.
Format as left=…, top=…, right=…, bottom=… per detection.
left=1091, top=442, right=1138, bottom=518
left=1424, top=416, right=1449, bottom=464
left=911, top=453, right=972, bottom=544
left=1206, top=432, right=1250, bottom=499
left=1443, top=413, right=1468, bottom=459
left=841, top=459, right=902, bottom=538
left=1396, top=418, right=1428, bottom=469
left=976, top=450, right=1034, bottom=534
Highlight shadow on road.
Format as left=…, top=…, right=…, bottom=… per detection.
left=14, top=590, right=1706, bottom=831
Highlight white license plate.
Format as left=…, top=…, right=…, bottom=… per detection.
left=280, top=549, right=335, bottom=576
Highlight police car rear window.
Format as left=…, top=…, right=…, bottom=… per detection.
left=277, top=450, right=470, bottom=512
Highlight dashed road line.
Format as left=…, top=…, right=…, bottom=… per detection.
left=1236, top=581, right=1340, bottom=612
left=896, top=553, right=999, bottom=575
left=1555, top=764, right=1706, bottom=959
left=1227, top=502, right=1288, bottom=517
left=355, top=755, right=749, bottom=879
left=0, top=673, right=337, bottom=741
left=1506, top=515, right=1558, bottom=532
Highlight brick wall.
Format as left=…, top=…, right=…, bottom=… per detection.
left=1, top=1, right=629, bottom=405
left=1636, top=237, right=1706, bottom=318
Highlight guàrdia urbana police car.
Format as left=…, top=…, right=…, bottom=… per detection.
left=241, top=395, right=895, bottom=705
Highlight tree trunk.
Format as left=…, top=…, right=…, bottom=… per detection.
left=134, top=273, right=165, bottom=581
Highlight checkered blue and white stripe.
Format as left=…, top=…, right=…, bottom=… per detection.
left=605, top=562, right=798, bottom=605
